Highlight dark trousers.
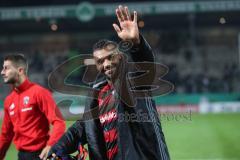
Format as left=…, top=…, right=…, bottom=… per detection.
left=18, top=150, right=42, bottom=160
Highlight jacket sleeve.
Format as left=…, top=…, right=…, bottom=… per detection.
left=48, top=120, right=86, bottom=156
left=0, top=103, right=14, bottom=160
left=127, top=34, right=154, bottom=62
left=119, top=34, right=156, bottom=102
left=37, top=88, right=66, bottom=146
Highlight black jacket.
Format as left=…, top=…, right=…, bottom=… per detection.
left=50, top=36, right=170, bottom=160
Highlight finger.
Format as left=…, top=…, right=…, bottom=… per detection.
left=40, top=153, right=46, bottom=160
left=133, top=11, right=138, bottom=23
left=116, top=8, right=124, bottom=23
left=113, top=23, right=121, bottom=34
left=43, top=155, right=47, bottom=160
left=121, top=6, right=128, bottom=21
left=124, top=6, right=131, bottom=20
left=44, top=150, right=50, bottom=160
left=118, top=5, right=125, bottom=20
left=39, top=151, right=44, bottom=159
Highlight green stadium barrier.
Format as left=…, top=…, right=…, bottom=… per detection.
left=56, top=93, right=240, bottom=107
left=154, top=92, right=240, bottom=105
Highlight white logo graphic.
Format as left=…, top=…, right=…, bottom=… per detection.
left=9, top=103, right=15, bottom=110
left=21, top=107, right=32, bottom=112
left=9, top=111, right=14, bottom=116
left=99, top=111, right=117, bottom=124
left=23, top=96, right=30, bottom=105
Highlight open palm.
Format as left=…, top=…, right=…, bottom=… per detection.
left=113, top=6, right=140, bottom=44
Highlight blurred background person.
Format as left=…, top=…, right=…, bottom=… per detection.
left=0, top=54, right=66, bottom=160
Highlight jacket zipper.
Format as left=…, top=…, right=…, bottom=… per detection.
left=17, top=93, right=21, bottom=147
left=18, top=93, right=21, bottom=122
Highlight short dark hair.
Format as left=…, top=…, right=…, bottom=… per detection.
left=4, top=54, right=28, bottom=74
left=92, top=39, right=118, bottom=53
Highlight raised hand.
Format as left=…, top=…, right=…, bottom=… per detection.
left=113, top=5, right=140, bottom=44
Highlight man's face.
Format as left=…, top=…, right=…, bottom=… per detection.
left=93, top=48, right=122, bottom=81
left=1, top=60, right=19, bottom=84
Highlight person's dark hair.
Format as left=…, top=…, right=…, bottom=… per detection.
left=4, top=54, right=28, bottom=74
left=92, top=39, right=118, bottom=53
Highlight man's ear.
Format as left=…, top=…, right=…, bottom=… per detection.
left=18, top=67, right=25, bottom=74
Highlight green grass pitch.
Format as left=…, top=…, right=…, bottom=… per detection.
left=1, top=113, right=240, bottom=160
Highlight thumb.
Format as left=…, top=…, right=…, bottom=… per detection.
left=113, top=23, right=121, bottom=34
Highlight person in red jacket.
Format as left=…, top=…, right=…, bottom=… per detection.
left=0, top=54, right=66, bottom=160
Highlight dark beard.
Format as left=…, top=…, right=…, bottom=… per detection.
left=5, top=78, right=16, bottom=84
left=4, top=73, right=18, bottom=84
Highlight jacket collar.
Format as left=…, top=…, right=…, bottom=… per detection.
left=14, top=79, right=32, bottom=93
